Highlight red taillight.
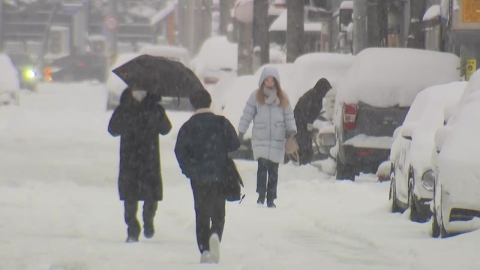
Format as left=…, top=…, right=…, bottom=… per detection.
left=343, top=104, right=357, bottom=130
left=357, top=151, right=371, bottom=157
left=204, top=77, right=219, bottom=84
left=77, top=61, right=84, bottom=67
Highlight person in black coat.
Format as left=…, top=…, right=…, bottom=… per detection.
left=108, top=87, right=172, bottom=243
left=293, top=78, right=332, bottom=165
left=174, top=89, right=240, bottom=264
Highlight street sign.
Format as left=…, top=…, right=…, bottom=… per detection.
left=103, top=15, right=119, bottom=31
left=462, top=0, right=480, bottom=23
left=466, top=59, right=477, bottom=81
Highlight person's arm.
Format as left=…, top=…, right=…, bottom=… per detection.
left=108, top=105, right=134, bottom=137
left=238, top=91, right=257, bottom=136
left=283, top=95, right=297, bottom=136
left=224, top=118, right=241, bottom=152
left=174, top=125, right=193, bottom=178
left=155, top=104, right=173, bottom=135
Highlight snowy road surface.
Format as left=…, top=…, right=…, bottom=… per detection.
left=1, top=83, right=480, bottom=270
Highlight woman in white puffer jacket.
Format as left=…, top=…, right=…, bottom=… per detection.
left=238, top=66, right=297, bottom=208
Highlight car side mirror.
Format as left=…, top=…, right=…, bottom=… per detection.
left=434, top=126, right=453, bottom=153
left=401, top=123, right=415, bottom=140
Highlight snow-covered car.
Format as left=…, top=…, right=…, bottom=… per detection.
left=388, top=82, right=465, bottom=222
left=190, top=36, right=238, bottom=87
left=431, top=70, right=480, bottom=238
left=331, top=48, right=460, bottom=181
left=140, top=45, right=190, bottom=67
left=0, top=54, right=21, bottom=106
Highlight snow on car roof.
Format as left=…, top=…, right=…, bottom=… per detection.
left=336, top=48, right=460, bottom=108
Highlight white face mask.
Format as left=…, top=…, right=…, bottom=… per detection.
left=132, top=90, right=147, bottom=102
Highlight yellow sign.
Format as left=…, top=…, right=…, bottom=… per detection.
left=466, top=59, right=477, bottom=81
left=463, top=0, right=480, bottom=23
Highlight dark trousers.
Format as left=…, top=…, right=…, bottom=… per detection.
left=124, top=200, right=158, bottom=238
left=296, top=127, right=313, bottom=165
left=191, top=180, right=226, bottom=253
left=257, top=158, right=279, bottom=200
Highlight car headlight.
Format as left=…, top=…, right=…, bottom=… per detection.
left=24, top=69, right=36, bottom=79
left=422, top=170, right=434, bottom=191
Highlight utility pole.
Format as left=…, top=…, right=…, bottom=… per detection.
left=108, top=0, right=118, bottom=57
left=353, top=0, right=367, bottom=54
left=366, top=0, right=387, bottom=48
left=184, top=0, right=196, bottom=55
left=220, top=0, right=235, bottom=35
left=286, top=0, right=304, bottom=62
left=406, top=0, right=426, bottom=49
left=253, top=0, right=270, bottom=68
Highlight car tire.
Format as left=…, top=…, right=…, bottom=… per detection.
left=390, top=173, right=403, bottom=213
left=336, top=161, right=355, bottom=181
left=408, top=179, right=427, bottom=223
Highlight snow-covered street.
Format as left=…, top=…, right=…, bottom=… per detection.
left=1, top=83, right=480, bottom=270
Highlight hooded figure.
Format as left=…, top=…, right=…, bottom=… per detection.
left=293, top=78, right=332, bottom=165
left=108, top=87, right=172, bottom=243
left=238, top=66, right=297, bottom=208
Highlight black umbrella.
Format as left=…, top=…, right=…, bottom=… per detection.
left=112, top=54, right=205, bottom=98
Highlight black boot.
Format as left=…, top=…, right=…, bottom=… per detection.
left=144, top=223, right=155, bottom=239
left=267, top=199, right=276, bottom=208
left=257, top=193, right=265, bottom=205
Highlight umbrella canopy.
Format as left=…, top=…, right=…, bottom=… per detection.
left=112, top=54, right=205, bottom=98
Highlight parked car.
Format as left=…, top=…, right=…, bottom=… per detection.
left=0, top=54, right=21, bottom=105
left=43, top=53, right=109, bottom=83
left=431, top=70, right=480, bottom=238
left=388, top=82, right=465, bottom=222
left=7, top=52, right=38, bottom=91
left=327, top=48, right=460, bottom=181
left=190, top=36, right=238, bottom=87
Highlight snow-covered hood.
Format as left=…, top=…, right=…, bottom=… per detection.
left=438, top=100, right=480, bottom=180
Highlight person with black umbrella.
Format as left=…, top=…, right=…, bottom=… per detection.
left=108, top=86, right=172, bottom=243
left=174, top=90, right=241, bottom=264
left=293, top=78, right=332, bottom=165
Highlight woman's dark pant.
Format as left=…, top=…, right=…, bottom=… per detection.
left=257, top=158, right=279, bottom=200
left=124, top=200, right=158, bottom=238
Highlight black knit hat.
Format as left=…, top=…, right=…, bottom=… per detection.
left=190, top=89, right=212, bottom=110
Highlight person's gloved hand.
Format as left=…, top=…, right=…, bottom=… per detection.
left=238, top=133, right=245, bottom=141
left=307, top=123, right=314, bottom=131
left=285, top=130, right=296, bottom=138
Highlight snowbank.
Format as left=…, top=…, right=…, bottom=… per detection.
left=106, top=53, right=140, bottom=94
left=0, top=54, right=20, bottom=93
left=336, top=48, right=460, bottom=108
left=423, top=5, right=441, bottom=21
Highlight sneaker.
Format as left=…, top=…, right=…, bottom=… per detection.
left=267, top=200, right=276, bottom=208
left=144, top=223, right=155, bottom=239
left=257, top=194, right=265, bottom=205
left=200, top=251, right=211, bottom=263
left=126, top=236, right=139, bottom=243
left=208, top=234, right=221, bottom=264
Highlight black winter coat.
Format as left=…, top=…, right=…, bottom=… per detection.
left=174, top=112, right=240, bottom=182
left=293, top=79, right=332, bottom=165
left=108, top=90, right=172, bottom=201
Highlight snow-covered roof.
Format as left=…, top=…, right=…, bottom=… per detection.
left=336, top=48, right=461, bottom=108
left=340, top=1, right=353, bottom=9
left=423, top=5, right=441, bottom=21
left=150, top=0, right=177, bottom=25
left=269, top=10, right=322, bottom=32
